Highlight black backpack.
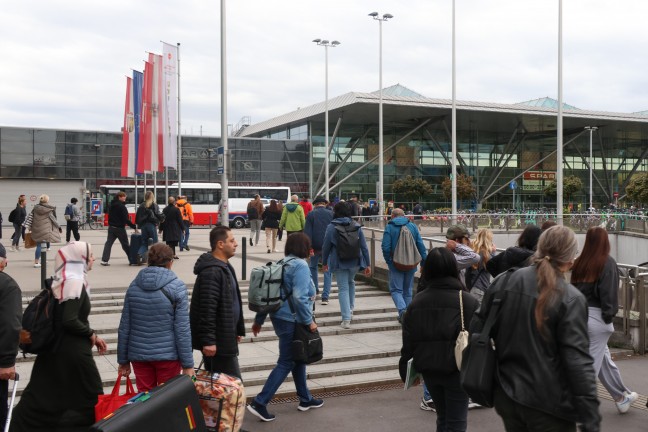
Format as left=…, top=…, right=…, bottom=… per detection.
left=335, top=223, right=361, bottom=260
left=247, top=203, right=259, bottom=220
left=19, top=277, right=60, bottom=355
left=8, top=208, right=17, bottom=223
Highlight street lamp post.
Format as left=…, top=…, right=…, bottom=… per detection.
left=584, top=126, right=598, bottom=211
left=93, top=144, right=100, bottom=192
left=369, top=12, right=393, bottom=221
left=313, top=38, right=340, bottom=202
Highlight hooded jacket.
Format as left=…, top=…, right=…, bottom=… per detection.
left=279, top=203, right=305, bottom=232
left=117, top=266, right=193, bottom=368
left=471, top=266, right=600, bottom=430
left=486, top=246, right=534, bottom=277
left=176, top=198, right=194, bottom=223
left=304, top=205, right=334, bottom=251
left=190, top=253, right=245, bottom=357
left=381, top=216, right=427, bottom=270
left=0, top=272, right=21, bottom=368
left=26, top=203, right=61, bottom=243
left=321, top=217, right=370, bottom=272
left=108, top=198, right=136, bottom=229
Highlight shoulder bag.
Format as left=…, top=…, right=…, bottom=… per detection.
left=286, top=292, right=323, bottom=364
left=454, top=291, right=469, bottom=370
left=459, top=269, right=513, bottom=407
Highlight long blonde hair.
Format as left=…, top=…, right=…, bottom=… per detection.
left=471, top=228, right=494, bottom=268
left=532, top=225, right=578, bottom=336
left=144, top=191, right=154, bottom=208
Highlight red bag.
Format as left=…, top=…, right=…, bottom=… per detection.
left=95, top=374, right=138, bottom=421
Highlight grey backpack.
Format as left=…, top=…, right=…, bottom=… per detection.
left=392, top=225, right=422, bottom=271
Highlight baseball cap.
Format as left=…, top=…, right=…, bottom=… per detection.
left=446, top=224, right=470, bottom=240
left=0, top=243, right=6, bottom=259
left=313, top=196, right=327, bottom=205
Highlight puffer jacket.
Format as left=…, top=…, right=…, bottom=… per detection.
left=321, top=217, right=370, bottom=272
left=381, top=216, right=427, bottom=269
left=279, top=203, right=305, bottom=232
left=253, top=256, right=315, bottom=326
left=399, top=276, right=478, bottom=377
left=117, top=266, right=193, bottom=368
left=26, top=203, right=61, bottom=243
left=471, top=266, right=600, bottom=430
left=304, top=206, right=333, bottom=251
left=190, top=253, right=245, bottom=357
left=486, top=245, right=533, bottom=277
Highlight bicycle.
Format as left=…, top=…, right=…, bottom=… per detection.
left=79, top=213, right=103, bottom=230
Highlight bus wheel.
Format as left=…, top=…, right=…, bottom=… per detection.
left=232, top=217, right=246, bottom=229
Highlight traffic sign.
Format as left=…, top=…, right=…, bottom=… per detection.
left=91, top=199, right=103, bottom=216
left=613, top=192, right=619, bottom=198
left=216, top=147, right=224, bottom=175
left=510, top=180, right=517, bottom=190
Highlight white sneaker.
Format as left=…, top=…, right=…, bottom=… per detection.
left=468, top=399, right=481, bottom=409
left=10, top=246, right=16, bottom=252
left=34, top=263, right=41, bottom=268
left=616, top=391, right=638, bottom=414
left=340, top=320, right=351, bottom=329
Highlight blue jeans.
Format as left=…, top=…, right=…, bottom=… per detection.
left=254, top=317, right=313, bottom=406
left=335, top=268, right=358, bottom=321
left=388, top=266, right=416, bottom=317
left=423, top=372, right=468, bottom=432
left=309, top=253, right=331, bottom=298
left=34, top=242, right=51, bottom=260
left=181, top=221, right=190, bottom=249
left=138, top=223, right=158, bottom=256
left=423, top=383, right=431, bottom=401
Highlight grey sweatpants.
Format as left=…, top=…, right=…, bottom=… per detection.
left=249, top=219, right=262, bottom=245
left=588, top=307, right=630, bottom=400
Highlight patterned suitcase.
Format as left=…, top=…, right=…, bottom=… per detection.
left=193, top=370, right=245, bottom=432
left=91, top=374, right=206, bottom=432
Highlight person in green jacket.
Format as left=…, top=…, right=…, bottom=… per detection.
left=279, top=195, right=305, bottom=235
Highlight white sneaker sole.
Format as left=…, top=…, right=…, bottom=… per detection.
left=297, top=402, right=324, bottom=411
left=246, top=404, right=275, bottom=422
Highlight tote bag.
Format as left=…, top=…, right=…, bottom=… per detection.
left=95, top=373, right=137, bottom=421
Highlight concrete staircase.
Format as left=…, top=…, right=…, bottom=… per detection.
left=15, top=280, right=403, bottom=402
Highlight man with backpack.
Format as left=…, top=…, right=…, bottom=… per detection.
left=381, top=208, right=428, bottom=323
left=304, top=196, right=333, bottom=304
left=176, top=195, right=194, bottom=251
left=64, top=197, right=82, bottom=243
left=247, top=195, right=264, bottom=247
left=0, top=243, right=22, bottom=428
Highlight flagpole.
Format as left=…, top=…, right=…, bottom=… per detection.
left=134, top=175, right=138, bottom=208
left=177, top=43, right=182, bottom=196
left=153, top=172, right=157, bottom=202
left=219, top=0, right=229, bottom=227
left=165, top=167, right=169, bottom=203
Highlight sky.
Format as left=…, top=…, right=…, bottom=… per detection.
left=2, top=0, right=648, bottom=136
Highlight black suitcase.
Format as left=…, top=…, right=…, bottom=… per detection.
left=91, top=375, right=206, bottom=432
left=129, top=233, right=143, bottom=265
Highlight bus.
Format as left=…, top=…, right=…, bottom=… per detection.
left=99, top=183, right=291, bottom=228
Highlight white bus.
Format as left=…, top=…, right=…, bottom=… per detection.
left=99, top=183, right=291, bottom=228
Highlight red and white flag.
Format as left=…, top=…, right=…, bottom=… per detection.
left=137, top=53, right=164, bottom=173
left=162, top=42, right=178, bottom=169
left=121, top=76, right=136, bottom=177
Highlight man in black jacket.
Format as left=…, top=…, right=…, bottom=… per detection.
left=0, top=243, right=22, bottom=427
left=190, top=226, right=245, bottom=378
left=100, top=192, right=138, bottom=266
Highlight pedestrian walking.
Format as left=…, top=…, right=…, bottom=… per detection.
left=100, top=191, right=138, bottom=266
left=445, top=225, right=480, bottom=286
left=10, top=196, right=27, bottom=251
left=23, top=194, right=61, bottom=268
left=247, top=194, right=264, bottom=247
left=570, top=227, right=638, bottom=414
left=176, top=195, right=194, bottom=252
left=135, top=191, right=163, bottom=264
left=247, top=233, right=323, bottom=422
left=64, top=197, right=82, bottom=243
left=299, top=195, right=313, bottom=218
left=159, top=196, right=184, bottom=259
left=467, top=228, right=497, bottom=305
left=279, top=195, right=305, bottom=236
left=486, top=225, right=541, bottom=277
left=304, top=196, right=333, bottom=303
left=262, top=200, right=282, bottom=253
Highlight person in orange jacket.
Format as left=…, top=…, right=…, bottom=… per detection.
left=176, top=196, right=194, bottom=251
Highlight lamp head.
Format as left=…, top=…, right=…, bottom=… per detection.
left=368, top=11, right=379, bottom=17
left=383, top=13, right=393, bottom=20
left=312, top=38, right=321, bottom=44
left=331, top=40, right=341, bottom=46
left=320, top=40, right=329, bottom=45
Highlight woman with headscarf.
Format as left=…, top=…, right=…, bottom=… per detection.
left=117, top=243, right=194, bottom=391
left=23, top=194, right=62, bottom=268
left=10, top=241, right=106, bottom=432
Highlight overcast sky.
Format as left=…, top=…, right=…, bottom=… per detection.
left=2, top=0, right=647, bottom=136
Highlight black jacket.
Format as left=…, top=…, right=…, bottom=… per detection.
left=0, top=272, right=22, bottom=368
left=262, top=208, right=282, bottom=230
left=399, top=276, right=478, bottom=378
left=572, top=256, right=619, bottom=324
left=160, top=205, right=184, bottom=243
left=190, top=253, right=245, bottom=357
left=471, top=266, right=600, bottom=430
left=136, top=203, right=163, bottom=228
left=486, top=246, right=534, bottom=277
left=108, top=198, right=136, bottom=229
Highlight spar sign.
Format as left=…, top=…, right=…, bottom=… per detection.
left=522, top=171, right=556, bottom=191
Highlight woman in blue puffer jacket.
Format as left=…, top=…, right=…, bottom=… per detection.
left=247, top=233, right=323, bottom=422
left=117, top=243, right=194, bottom=391
left=322, top=201, right=371, bottom=329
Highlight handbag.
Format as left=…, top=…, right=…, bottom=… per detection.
left=193, top=362, right=246, bottom=431
left=24, top=232, right=36, bottom=249
left=95, top=373, right=137, bottom=421
left=459, top=270, right=513, bottom=407
left=454, top=291, right=469, bottom=370
left=286, top=296, right=323, bottom=364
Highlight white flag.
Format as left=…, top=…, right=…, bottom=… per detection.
left=162, top=42, right=178, bottom=169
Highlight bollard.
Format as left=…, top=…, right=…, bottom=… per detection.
left=40, top=242, right=47, bottom=290
left=369, top=231, right=375, bottom=277
left=241, top=237, right=247, bottom=280
left=209, top=214, right=213, bottom=228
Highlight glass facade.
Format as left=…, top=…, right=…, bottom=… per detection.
left=0, top=127, right=309, bottom=193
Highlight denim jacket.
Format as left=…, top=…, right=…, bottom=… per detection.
left=321, top=217, right=370, bottom=272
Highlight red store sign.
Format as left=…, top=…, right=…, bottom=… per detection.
left=523, top=171, right=556, bottom=181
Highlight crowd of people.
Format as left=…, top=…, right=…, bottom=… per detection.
left=0, top=192, right=644, bottom=431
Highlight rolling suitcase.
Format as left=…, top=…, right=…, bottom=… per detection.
left=90, top=374, right=206, bottom=432
left=194, top=369, right=245, bottom=432
left=3, top=373, right=19, bottom=432
left=129, top=233, right=143, bottom=265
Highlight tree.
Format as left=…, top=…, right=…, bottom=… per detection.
left=543, top=175, right=583, bottom=201
left=626, top=173, right=648, bottom=204
left=441, top=174, right=476, bottom=205
left=392, top=176, right=434, bottom=206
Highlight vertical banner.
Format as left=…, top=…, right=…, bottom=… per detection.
left=121, top=76, right=135, bottom=177
left=162, top=42, right=178, bottom=169
left=132, top=70, right=143, bottom=174
left=137, top=60, right=153, bottom=173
